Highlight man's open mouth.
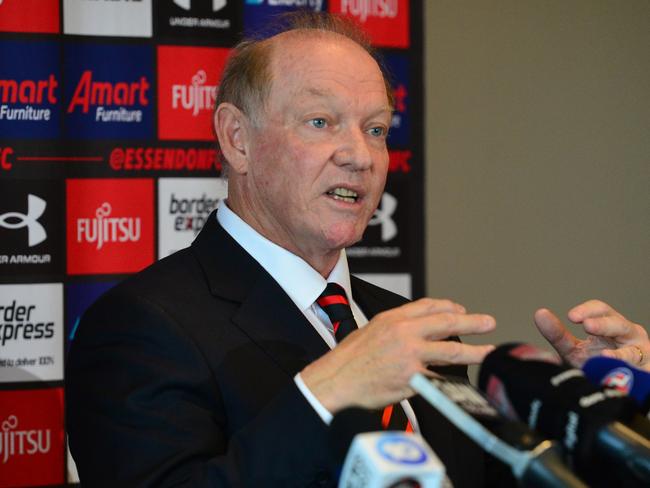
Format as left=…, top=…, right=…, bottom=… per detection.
left=327, top=187, right=359, bottom=203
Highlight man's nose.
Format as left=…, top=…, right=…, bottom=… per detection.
left=332, top=128, right=373, bottom=170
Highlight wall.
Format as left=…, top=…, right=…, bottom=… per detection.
left=424, top=1, right=649, bottom=363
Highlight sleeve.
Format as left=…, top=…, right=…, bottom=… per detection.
left=65, top=290, right=334, bottom=488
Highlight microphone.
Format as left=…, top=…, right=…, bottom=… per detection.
left=583, top=355, right=650, bottom=415
left=478, top=343, right=650, bottom=487
left=409, top=374, right=586, bottom=487
left=329, top=408, right=447, bottom=488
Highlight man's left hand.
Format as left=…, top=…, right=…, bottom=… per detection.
left=534, top=299, right=649, bottom=371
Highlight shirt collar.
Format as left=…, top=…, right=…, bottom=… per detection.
left=216, top=200, right=353, bottom=311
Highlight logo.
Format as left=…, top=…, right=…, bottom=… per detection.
left=0, top=388, right=64, bottom=487
left=64, top=43, right=154, bottom=139
left=76, top=202, right=142, bottom=251
left=174, top=0, right=227, bottom=11
left=173, top=70, right=216, bottom=117
left=66, top=179, right=154, bottom=275
left=0, top=284, right=63, bottom=383
left=384, top=53, right=410, bottom=147
left=329, top=0, right=410, bottom=48
left=63, top=0, right=152, bottom=37
left=158, top=46, right=230, bottom=140
left=368, top=192, right=397, bottom=242
left=157, top=0, right=240, bottom=39
left=0, top=181, right=64, bottom=277
left=0, top=0, right=59, bottom=34
left=158, top=178, right=228, bottom=258
left=0, top=194, right=46, bottom=247
left=602, top=367, right=634, bottom=394
left=377, top=435, right=426, bottom=465
left=244, top=0, right=324, bottom=35
left=388, top=150, right=412, bottom=173
left=0, top=41, right=60, bottom=138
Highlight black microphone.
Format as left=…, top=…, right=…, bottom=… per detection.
left=478, top=343, right=650, bottom=487
left=410, top=374, right=587, bottom=488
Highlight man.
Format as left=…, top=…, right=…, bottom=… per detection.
left=66, top=13, right=649, bottom=487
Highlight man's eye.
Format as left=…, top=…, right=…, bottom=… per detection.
left=368, top=126, right=387, bottom=137
left=309, top=118, right=327, bottom=129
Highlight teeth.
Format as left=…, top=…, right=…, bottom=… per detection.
left=328, top=187, right=359, bottom=203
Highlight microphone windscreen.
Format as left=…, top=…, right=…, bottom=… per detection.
left=583, top=356, right=650, bottom=414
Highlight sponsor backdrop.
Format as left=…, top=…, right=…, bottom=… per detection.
left=0, top=1, right=423, bottom=485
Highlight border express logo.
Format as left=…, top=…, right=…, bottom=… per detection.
left=0, top=180, right=64, bottom=278
left=243, top=0, right=325, bottom=36
left=0, top=41, right=60, bottom=138
left=0, top=284, right=63, bottom=383
left=66, top=179, right=154, bottom=275
left=63, top=0, right=152, bottom=37
left=158, top=46, right=230, bottom=140
left=384, top=53, right=410, bottom=147
left=64, top=43, right=154, bottom=139
left=0, top=388, right=64, bottom=487
left=158, top=178, right=227, bottom=258
left=329, top=0, right=409, bottom=48
left=0, top=0, right=59, bottom=34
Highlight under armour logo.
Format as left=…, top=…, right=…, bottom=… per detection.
left=0, top=194, right=47, bottom=247
left=368, top=192, right=397, bottom=242
left=173, top=0, right=227, bottom=11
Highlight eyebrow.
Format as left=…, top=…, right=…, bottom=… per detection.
left=299, top=87, right=393, bottom=116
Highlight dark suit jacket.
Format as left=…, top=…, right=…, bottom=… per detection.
left=66, top=212, right=485, bottom=487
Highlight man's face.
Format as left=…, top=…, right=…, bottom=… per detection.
left=235, top=33, right=391, bottom=268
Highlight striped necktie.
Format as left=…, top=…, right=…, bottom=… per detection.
left=316, top=283, right=412, bottom=432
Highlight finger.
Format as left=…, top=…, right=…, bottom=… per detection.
left=601, top=346, right=645, bottom=368
left=421, top=341, right=495, bottom=366
left=534, top=308, right=579, bottom=357
left=394, top=298, right=467, bottom=319
left=410, top=313, right=495, bottom=340
left=568, top=299, right=619, bottom=323
left=582, top=316, right=635, bottom=340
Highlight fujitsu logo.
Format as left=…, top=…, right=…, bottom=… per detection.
left=76, top=202, right=141, bottom=250
left=172, top=70, right=217, bottom=116
left=67, top=70, right=150, bottom=114
left=368, top=192, right=397, bottom=241
left=340, top=0, right=398, bottom=22
left=0, top=194, right=47, bottom=247
left=0, top=415, right=51, bottom=464
left=173, top=0, right=227, bottom=11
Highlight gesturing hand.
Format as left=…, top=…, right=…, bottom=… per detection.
left=534, top=299, right=649, bottom=370
left=301, top=298, right=496, bottom=413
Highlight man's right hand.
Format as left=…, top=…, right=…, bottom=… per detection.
left=300, top=298, right=496, bottom=413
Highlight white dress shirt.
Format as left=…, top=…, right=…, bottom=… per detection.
left=216, top=200, right=418, bottom=431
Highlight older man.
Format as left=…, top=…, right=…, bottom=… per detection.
left=67, top=13, right=649, bottom=488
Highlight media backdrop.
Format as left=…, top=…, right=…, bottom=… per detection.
left=0, top=0, right=423, bottom=485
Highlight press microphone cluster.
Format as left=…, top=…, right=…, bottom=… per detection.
left=410, top=374, right=586, bottom=488
left=478, top=343, right=650, bottom=487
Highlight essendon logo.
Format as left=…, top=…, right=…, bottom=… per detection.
left=329, top=0, right=410, bottom=48
left=0, top=41, right=60, bottom=138
left=0, top=0, right=59, bottom=34
left=385, top=53, right=410, bottom=147
left=158, top=46, right=230, bottom=140
left=66, top=179, right=154, bottom=275
left=64, top=43, right=154, bottom=139
left=0, top=388, right=64, bottom=487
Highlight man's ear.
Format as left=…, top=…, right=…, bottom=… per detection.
left=214, top=103, right=251, bottom=175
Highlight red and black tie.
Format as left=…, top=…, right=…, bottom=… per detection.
left=316, top=283, right=413, bottom=432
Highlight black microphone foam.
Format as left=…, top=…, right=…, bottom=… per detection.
left=478, top=343, right=650, bottom=487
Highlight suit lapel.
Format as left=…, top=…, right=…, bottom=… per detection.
left=191, top=211, right=329, bottom=376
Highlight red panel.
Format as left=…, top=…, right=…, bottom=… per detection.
left=0, top=0, right=59, bottom=34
